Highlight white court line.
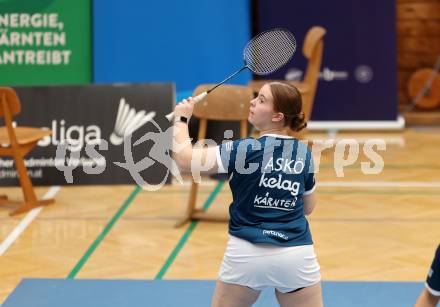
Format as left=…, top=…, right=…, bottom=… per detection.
left=306, top=136, right=405, bottom=147
left=176, top=180, right=440, bottom=188
left=179, top=181, right=217, bottom=186
left=0, top=186, right=60, bottom=256
left=318, top=181, right=440, bottom=188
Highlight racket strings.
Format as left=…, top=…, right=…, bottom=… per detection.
left=244, top=29, right=297, bottom=75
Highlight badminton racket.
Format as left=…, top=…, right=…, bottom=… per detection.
left=166, top=28, right=297, bottom=121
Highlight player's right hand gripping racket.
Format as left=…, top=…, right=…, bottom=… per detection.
left=166, top=28, right=297, bottom=121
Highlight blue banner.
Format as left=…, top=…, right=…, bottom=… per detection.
left=92, top=0, right=251, bottom=93
left=255, top=0, right=398, bottom=121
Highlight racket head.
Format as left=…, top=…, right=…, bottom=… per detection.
left=244, top=28, right=297, bottom=76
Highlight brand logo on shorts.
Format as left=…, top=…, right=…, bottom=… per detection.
left=262, top=230, right=288, bottom=240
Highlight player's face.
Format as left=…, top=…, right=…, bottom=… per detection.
left=248, top=84, right=278, bottom=130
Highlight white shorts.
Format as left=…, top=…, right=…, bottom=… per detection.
left=218, top=235, right=321, bottom=293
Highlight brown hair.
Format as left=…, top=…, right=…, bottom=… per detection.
left=269, top=82, right=306, bottom=132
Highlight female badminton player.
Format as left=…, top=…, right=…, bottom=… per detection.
left=172, top=82, right=322, bottom=307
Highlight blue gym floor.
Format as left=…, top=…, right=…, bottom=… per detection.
left=2, top=279, right=424, bottom=307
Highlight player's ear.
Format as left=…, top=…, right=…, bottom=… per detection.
left=272, top=112, right=285, bottom=123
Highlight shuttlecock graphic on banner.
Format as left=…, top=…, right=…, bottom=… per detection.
left=110, top=98, right=156, bottom=146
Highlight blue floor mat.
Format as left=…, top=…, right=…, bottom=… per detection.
left=2, top=279, right=425, bottom=307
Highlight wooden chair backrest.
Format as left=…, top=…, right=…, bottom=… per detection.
left=302, top=26, right=326, bottom=96
left=0, top=87, right=21, bottom=118
left=192, top=84, right=253, bottom=120
left=301, top=26, right=326, bottom=120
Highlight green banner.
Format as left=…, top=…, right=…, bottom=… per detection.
left=0, top=0, right=91, bottom=85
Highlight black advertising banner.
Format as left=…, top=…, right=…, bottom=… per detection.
left=0, top=83, right=174, bottom=186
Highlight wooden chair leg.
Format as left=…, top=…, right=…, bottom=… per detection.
left=175, top=181, right=199, bottom=227
left=0, top=195, right=20, bottom=206
left=14, top=155, right=38, bottom=203
left=288, top=129, right=305, bottom=140
left=176, top=118, right=208, bottom=227
left=0, top=196, right=17, bottom=209
left=240, top=120, right=248, bottom=138
left=9, top=198, right=54, bottom=216
left=8, top=154, right=54, bottom=216
left=0, top=195, right=54, bottom=214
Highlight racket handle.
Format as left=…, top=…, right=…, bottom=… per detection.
left=165, top=91, right=208, bottom=121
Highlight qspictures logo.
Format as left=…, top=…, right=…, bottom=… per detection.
left=54, top=122, right=388, bottom=193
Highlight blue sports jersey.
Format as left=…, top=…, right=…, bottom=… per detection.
left=216, top=134, right=316, bottom=247
left=426, top=244, right=440, bottom=296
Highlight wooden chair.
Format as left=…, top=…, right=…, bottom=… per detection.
left=176, top=84, right=252, bottom=227
left=249, top=26, right=327, bottom=137
left=0, top=87, right=55, bottom=216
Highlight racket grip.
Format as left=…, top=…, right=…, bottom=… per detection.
left=165, top=91, right=208, bottom=121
